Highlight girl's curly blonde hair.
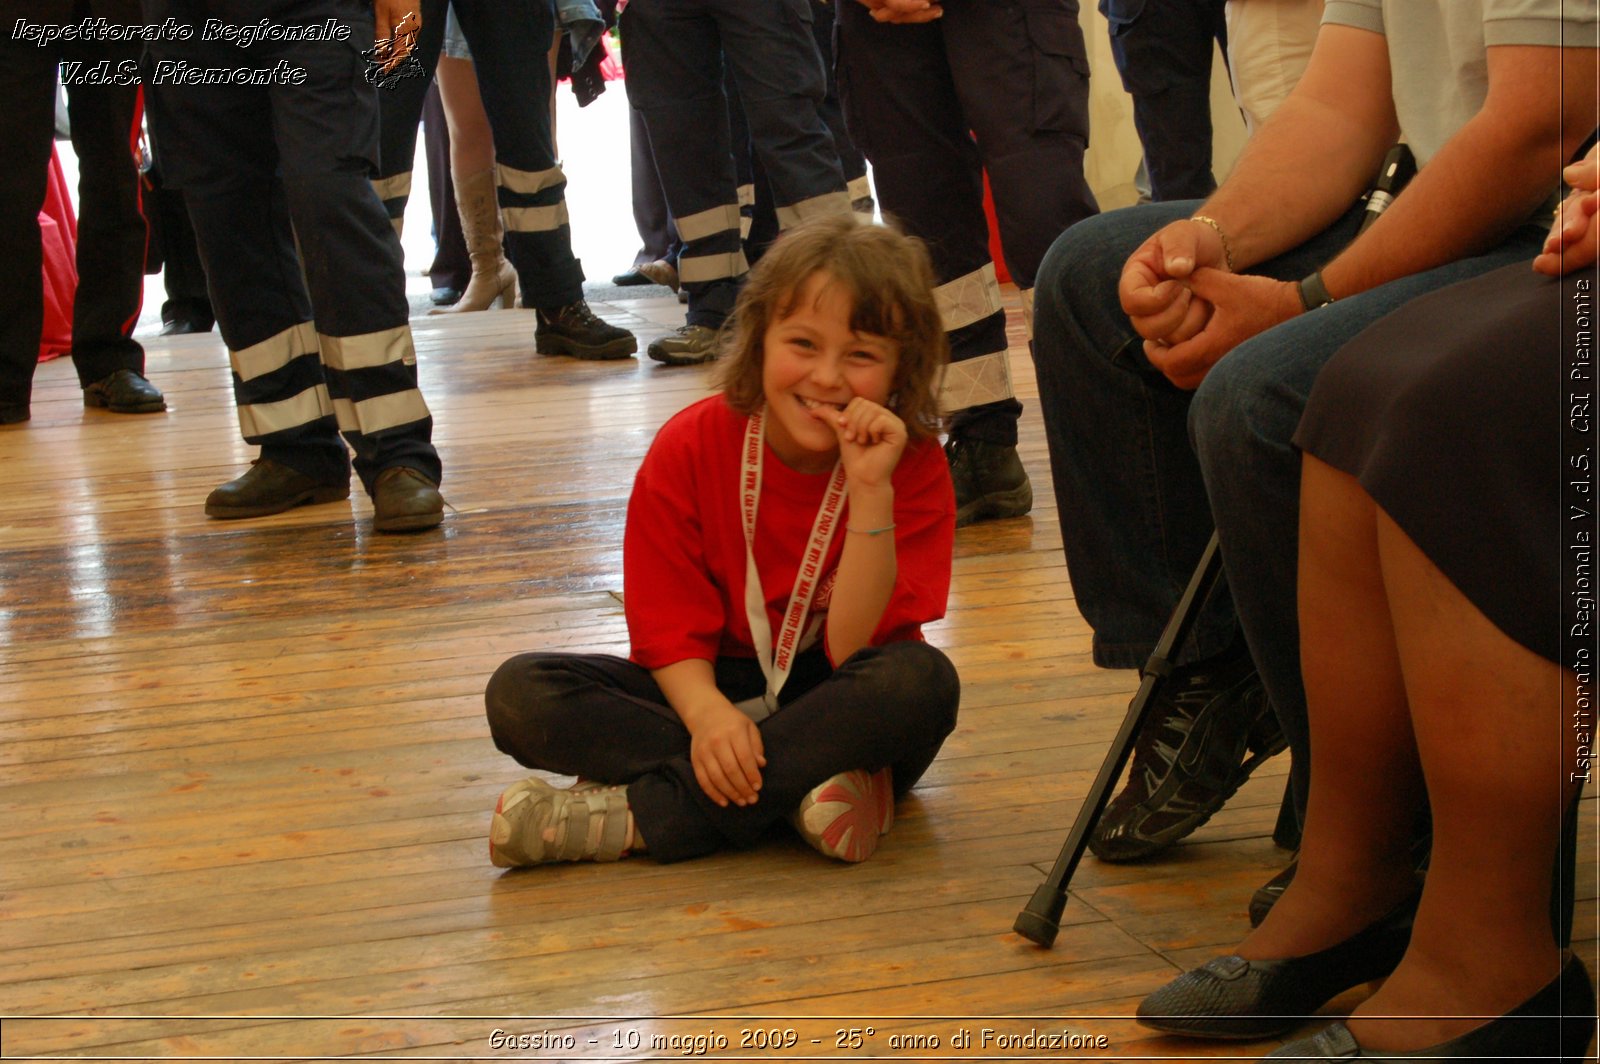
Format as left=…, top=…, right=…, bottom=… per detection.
left=715, top=214, right=948, bottom=440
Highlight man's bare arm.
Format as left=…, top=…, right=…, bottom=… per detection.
left=1321, top=44, right=1599, bottom=300
left=1117, top=25, right=1396, bottom=348
left=1193, top=23, right=1400, bottom=272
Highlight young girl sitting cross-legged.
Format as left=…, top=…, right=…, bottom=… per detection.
left=484, top=213, right=960, bottom=866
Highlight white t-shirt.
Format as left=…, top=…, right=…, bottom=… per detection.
left=1323, top=0, right=1597, bottom=168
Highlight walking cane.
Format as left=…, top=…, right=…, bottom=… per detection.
left=1013, top=533, right=1225, bottom=946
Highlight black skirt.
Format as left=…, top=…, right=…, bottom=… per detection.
left=1295, top=263, right=1587, bottom=664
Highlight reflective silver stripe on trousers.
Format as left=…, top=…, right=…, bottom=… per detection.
left=847, top=175, right=872, bottom=203
left=736, top=184, right=755, bottom=240
left=737, top=185, right=754, bottom=239
left=370, top=171, right=412, bottom=203
left=938, top=349, right=1015, bottom=411
left=773, top=190, right=852, bottom=231
left=679, top=249, right=750, bottom=284
left=676, top=202, right=742, bottom=243
left=502, top=202, right=571, bottom=232
left=231, top=321, right=319, bottom=382
left=331, top=391, right=434, bottom=434
left=238, top=385, right=335, bottom=438
left=495, top=161, right=565, bottom=195
left=934, top=263, right=1004, bottom=333
left=319, top=326, right=418, bottom=372
left=321, top=327, right=429, bottom=432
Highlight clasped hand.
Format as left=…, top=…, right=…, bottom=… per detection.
left=1119, top=219, right=1300, bottom=390
left=854, top=0, right=944, bottom=23
left=372, top=1, right=418, bottom=68
left=1536, top=144, right=1600, bottom=276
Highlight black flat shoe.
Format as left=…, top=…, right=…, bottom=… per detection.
left=1136, top=901, right=1417, bottom=1040
left=159, top=318, right=213, bottom=336
left=1266, top=953, right=1595, bottom=1060
left=83, top=369, right=166, bottom=414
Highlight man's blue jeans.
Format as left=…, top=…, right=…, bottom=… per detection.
left=1031, top=199, right=1544, bottom=820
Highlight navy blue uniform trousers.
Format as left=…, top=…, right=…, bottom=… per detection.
left=143, top=0, right=440, bottom=493
left=0, top=28, right=148, bottom=414
left=836, top=0, right=1098, bottom=446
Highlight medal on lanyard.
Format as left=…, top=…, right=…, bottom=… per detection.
left=734, top=408, right=848, bottom=721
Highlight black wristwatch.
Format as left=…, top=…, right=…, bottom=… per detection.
left=1296, top=270, right=1336, bottom=311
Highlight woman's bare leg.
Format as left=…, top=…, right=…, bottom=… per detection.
left=432, top=56, right=516, bottom=313
left=1340, top=499, right=1576, bottom=1049
left=1238, top=456, right=1425, bottom=962
left=436, top=56, right=495, bottom=173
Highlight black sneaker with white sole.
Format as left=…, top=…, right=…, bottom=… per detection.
left=1090, top=644, right=1287, bottom=862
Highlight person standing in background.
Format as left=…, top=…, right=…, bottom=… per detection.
left=142, top=0, right=446, bottom=532
left=2, top=0, right=167, bottom=425
left=835, top=0, right=1100, bottom=527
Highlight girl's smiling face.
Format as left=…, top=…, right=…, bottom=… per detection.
left=761, top=271, right=900, bottom=474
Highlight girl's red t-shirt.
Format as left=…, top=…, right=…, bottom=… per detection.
left=624, top=395, right=955, bottom=670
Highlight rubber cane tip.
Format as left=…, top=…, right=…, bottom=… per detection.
left=1013, top=885, right=1064, bottom=947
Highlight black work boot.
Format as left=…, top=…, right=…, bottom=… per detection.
left=944, top=436, right=1032, bottom=527
left=534, top=301, right=637, bottom=361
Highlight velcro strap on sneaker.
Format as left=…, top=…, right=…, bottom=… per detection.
left=559, top=786, right=631, bottom=862
left=553, top=791, right=593, bottom=861
left=591, top=788, right=632, bottom=862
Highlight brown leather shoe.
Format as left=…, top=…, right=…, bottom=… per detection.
left=373, top=466, right=443, bottom=533
left=83, top=369, right=166, bottom=414
left=634, top=259, right=680, bottom=291
left=205, top=460, right=349, bottom=520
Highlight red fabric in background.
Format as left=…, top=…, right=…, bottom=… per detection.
left=598, top=32, right=624, bottom=80
left=40, top=147, right=77, bottom=363
left=982, top=169, right=1010, bottom=285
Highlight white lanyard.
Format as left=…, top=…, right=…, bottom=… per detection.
left=736, top=408, right=848, bottom=720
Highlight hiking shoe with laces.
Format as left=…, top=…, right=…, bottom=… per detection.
left=791, top=767, right=894, bottom=863
left=1090, top=645, right=1286, bottom=862
left=534, top=300, right=637, bottom=361
left=945, top=436, right=1033, bottom=527
left=646, top=323, right=720, bottom=366
left=489, top=777, right=634, bottom=867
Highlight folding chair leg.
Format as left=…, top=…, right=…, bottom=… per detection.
left=1272, top=779, right=1301, bottom=851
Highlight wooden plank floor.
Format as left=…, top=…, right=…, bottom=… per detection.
left=1, top=290, right=1594, bottom=1062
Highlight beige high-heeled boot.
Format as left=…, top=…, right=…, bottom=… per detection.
left=431, top=169, right=517, bottom=314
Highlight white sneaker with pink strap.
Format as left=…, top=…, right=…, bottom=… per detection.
left=790, top=767, right=894, bottom=863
